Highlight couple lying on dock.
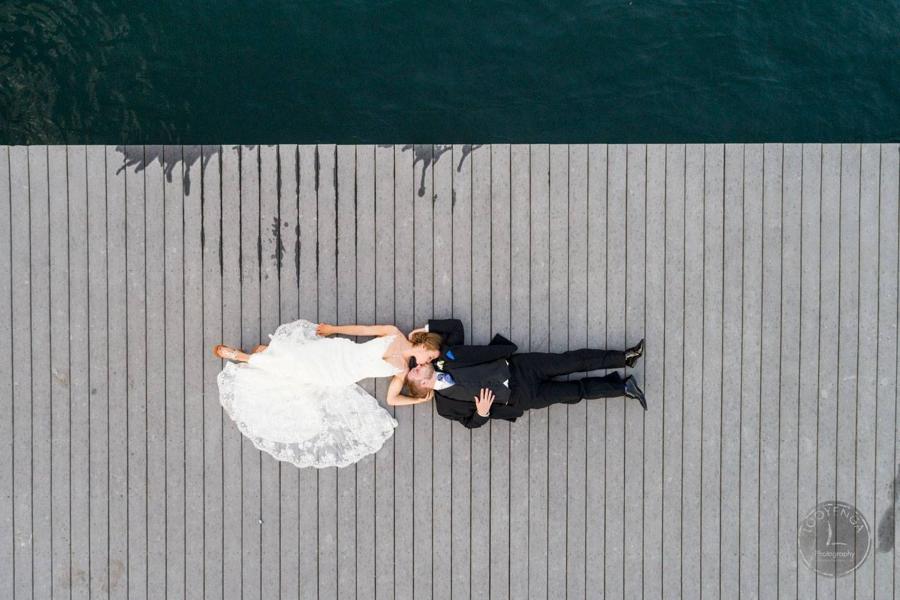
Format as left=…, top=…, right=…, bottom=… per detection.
left=214, top=319, right=646, bottom=468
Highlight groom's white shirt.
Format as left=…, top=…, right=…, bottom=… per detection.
left=433, top=374, right=453, bottom=390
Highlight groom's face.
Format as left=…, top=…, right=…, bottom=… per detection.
left=407, top=363, right=436, bottom=389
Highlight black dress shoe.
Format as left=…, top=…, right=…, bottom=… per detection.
left=624, top=375, right=647, bottom=411
left=624, top=338, right=645, bottom=368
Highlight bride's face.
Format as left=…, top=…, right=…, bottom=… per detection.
left=412, top=345, right=440, bottom=365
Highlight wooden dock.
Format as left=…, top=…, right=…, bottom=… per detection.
left=1, top=144, right=898, bottom=599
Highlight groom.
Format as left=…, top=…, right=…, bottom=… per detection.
left=406, top=319, right=646, bottom=429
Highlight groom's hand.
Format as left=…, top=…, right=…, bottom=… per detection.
left=475, top=388, right=495, bottom=417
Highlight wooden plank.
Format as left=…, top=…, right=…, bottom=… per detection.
left=373, top=144, right=394, bottom=600
left=276, top=144, right=300, bottom=600
left=777, top=144, right=802, bottom=598
left=67, top=145, right=91, bottom=600
left=547, top=144, right=569, bottom=599
left=681, top=144, right=704, bottom=600
left=86, top=144, right=110, bottom=598
left=412, top=145, right=434, bottom=600
left=296, top=144, right=319, bottom=600
left=642, top=144, right=666, bottom=599
left=315, top=144, right=339, bottom=600
left=47, top=145, right=72, bottom=600
left=10, top=145, right=33, bottom=599
left=274, top=144, right=300, bottom=598
left=9, top=145, right=34, bottom=600
left=758, top=144, right=783, bottom=599
left=450, top=143, right=471, bottom=600
left=566, top=143, right=588, bottom=600
left=220, top=144, right=244, bottom=600
left=873, top=143, right=899, bottom=598
left=700, top=145, right=725, bottom=598
left=720, top=144, right=745, bottom=599
left=508, top=143, right=531, bottom=600
left=353, top=145, right=377, bottom=600
left=431, top=144, right=453, bottom=600
left=0, top=145, right=11, bottom=600
left=201, top=145, right=224, bottom=600
left=585, top=144, right=609, bottom=598
left=28, top=146, right=52, bottom=600
left=739, top=144, right=763, bottom=598
left=144, top=145, right=167, bottom=600
left=470, top=143, right=492, bottom=600
left=836, top=143, right=861, bottom=600
left=489, top=144, right=511, bottom=600
left=106, top=146, right=129, bottom=600
left=796, top=144, right=822, bottom=600
left=335, top=144, right=358, bottom=600
left=392, top=144, right=414, bottom=600
left=528, top=143, right=550, bottom=600
left=661, top=144, right=685, bottom=598
left=238, top=145, right=262, bottom=600
left=816, top=144, right=841, bottom=599
left=893, top=142, right=900, bottom=600
left=163, top=145, right=186, bottom=600
left=124, top=145, right=148, bottom=600
left=257, top=144, right=281, bottom=600
left=182, top=146, right=205, bottom=600
left=853, top=143, right=880, bottom=599
left=604, top=144, right=626, bottom=599
left=623, top=144, right=646, bottom=598
left=891, top=142, right=900, bottom=596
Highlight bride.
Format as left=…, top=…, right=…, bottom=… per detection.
left=214, top=319, right=442, bottom=468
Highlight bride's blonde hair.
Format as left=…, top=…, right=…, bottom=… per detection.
left=409, top=331, right=442, bottom=352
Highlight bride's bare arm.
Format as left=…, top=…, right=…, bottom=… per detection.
left=316, top=323, right=402, bottom=338
left=386, top=372, right=430, bottom=406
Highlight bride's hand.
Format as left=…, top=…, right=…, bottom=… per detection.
left=316, top=323, right=333, bottom=337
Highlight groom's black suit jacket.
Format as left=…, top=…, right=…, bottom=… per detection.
left=427, top=319, right=525, bottom=429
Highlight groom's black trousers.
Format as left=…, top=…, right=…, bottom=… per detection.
left=509, top=349, right=627, bottom=410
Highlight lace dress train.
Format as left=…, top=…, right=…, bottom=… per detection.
left=217, top=319, right=399, bottom=468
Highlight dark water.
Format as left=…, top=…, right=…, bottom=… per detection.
left=2, top=1, right=899, bottom=144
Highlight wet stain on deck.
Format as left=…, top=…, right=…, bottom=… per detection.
left=877, top=465, right=899, bottom=551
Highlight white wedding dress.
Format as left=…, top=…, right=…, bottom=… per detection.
left=217, top=319, right=400, bottom=468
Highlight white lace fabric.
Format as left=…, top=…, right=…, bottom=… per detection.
left=217, top=319, right=400, bottom=468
